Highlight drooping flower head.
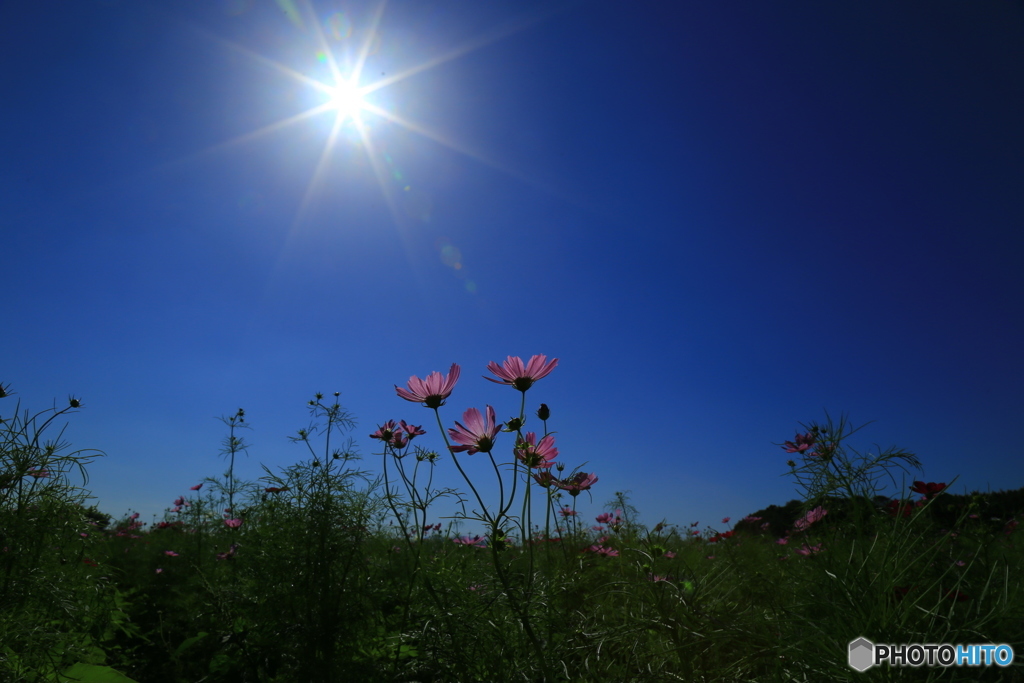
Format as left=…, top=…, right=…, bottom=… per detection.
left=396, top=363, right=460, bottom=409
left=484, top=355, right=558, bottom=392
left=555, top=472, right=598, bottom=497
left=448, top=405, right=501, bottom=454
left=515, top=432, right=559, bottom=469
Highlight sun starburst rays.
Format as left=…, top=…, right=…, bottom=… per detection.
left=167, top=0, right=559, bottom=235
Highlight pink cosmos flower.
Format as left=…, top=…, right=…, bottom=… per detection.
left=401, top=420, right=426, bottom=438
left=776, top=537, right=789, bottom=545
left=721, top=517, right=731, bottom=524
left=370, top=420, right=400, bottom=442
left=793, top=506, right=828, bottom=532
left=224, top=518, right=243, bottom=529
left=173, top=497, right=185, bottom=507
left=533, top=471, right=556, bottom=487
left=596, top=510, right=623, bottom=526
left=886, top=500, right=913, bottom=518
left=554, top=472, right=598, bottom=497
left=515, top=432, right=558, bottom=468
left=216, top=543, right=239, bottom=561
left=395, top=363, right=460, bottom=409
left=130, top=512, right=140, bottom=520
left=27, top=468, right=50, bottom=478
left=664, top=551, right=676, bottom=559
left=783, top=432, right=816, bottom=454
left=452, top=535, right=487, bottom=548
left=190, top=484, right=203, bottom=491
left=584, top=544, right=619, bottom=557
left=795, top=543, right=822, bottom=556
left=484, top=355, right=559, bottom=392
left=164, top=551, right=179, bottom=557
left=558, top=506, right=577, bottom=517
left=909, top=481, right=947, bottom=500
left=448, top=405, right=500, bottom=454
left=156, top=568, right=163, bottom=574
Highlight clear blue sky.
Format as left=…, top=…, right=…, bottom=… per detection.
left=3, top=0, right=1023, bottom=530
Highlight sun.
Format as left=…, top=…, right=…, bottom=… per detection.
left=189, top=0, right=549, bottom=231
left=320, top=76, right=367, bottom=123
left=328, top=79, right=363, bottom=116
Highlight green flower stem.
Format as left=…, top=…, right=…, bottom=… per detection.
left=431, top=407, right=493, bottom=528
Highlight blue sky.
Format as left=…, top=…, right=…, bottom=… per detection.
left=3, top=0, right=1023, bottom=532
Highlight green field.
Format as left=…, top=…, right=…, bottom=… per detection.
left=2, top=381, right=1021, bottom=682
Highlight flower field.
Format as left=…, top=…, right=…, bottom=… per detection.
left=1, top=362, right=1021, bottom=682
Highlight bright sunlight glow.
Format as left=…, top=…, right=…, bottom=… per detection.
left=191, top=0, right=547, bottom=237
left=325, top=78, right=365, bottom=122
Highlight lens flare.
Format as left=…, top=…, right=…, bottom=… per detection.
left=440, top=244, right=462, bottom=269
left=324, top=12, right=352, bottom=40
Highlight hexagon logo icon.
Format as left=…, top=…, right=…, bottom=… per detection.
left=848, top=637, right=874, bottom=672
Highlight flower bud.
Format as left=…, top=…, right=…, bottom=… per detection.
left=537, top=404, right=550, bottom=420
left=504, top=416, right=525, bottom=432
